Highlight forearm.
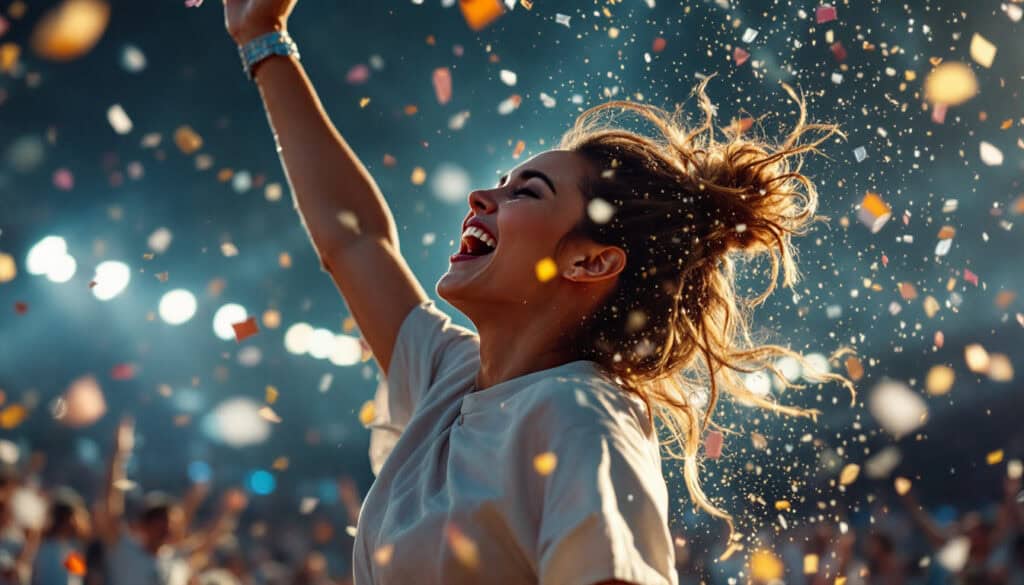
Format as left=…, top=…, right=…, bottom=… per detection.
left=251, top=52, right=398, bottom=256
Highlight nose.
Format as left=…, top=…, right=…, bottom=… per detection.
left=467, top=188, right=498, bottom=214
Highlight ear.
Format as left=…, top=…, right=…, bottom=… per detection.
left=563, top=245, right=626, bottom=283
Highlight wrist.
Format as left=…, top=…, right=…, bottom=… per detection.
left=234, top=21, right=287, bottom=47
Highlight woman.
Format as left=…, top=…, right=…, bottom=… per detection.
left=223, top=1, right=849, bottom=583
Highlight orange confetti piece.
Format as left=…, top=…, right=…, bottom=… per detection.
left=63, top=551, right=86, bottom=576
left=512, top=139, right=526, bottom=159
left=30, top=0, right=110, bottom=62
left=535, top=257, right=558, bottom=282
left=458, top=0, right=504, bottom=31
left=265, top=385, right=279, bottom=404
left=844, top=356, right=864, bottom=381
left=232, top=316, right=260, bottom=342
left=987, top=450, right=1004, bottom=465
left=358, top=400, right=376, bottom=426
left=858, top=192, right=892, bottom=233
left=894, top=477, right=912, bottom=495
left=838, top=463, right=860, bottom=486
left=174, top=125, right=203, bottom=155
left=0, top=404, right=27, bottom=429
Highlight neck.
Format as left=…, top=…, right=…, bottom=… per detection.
left=470, top=299, right=581, bottom=391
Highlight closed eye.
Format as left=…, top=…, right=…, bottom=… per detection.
left=513, top=189, right=539, bottom=198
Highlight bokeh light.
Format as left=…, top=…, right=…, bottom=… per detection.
left=158, top=289, right=198, bottom=325
left=212, top=303, right=248, bottom=341
left=91, top=260, right=131, bottom=301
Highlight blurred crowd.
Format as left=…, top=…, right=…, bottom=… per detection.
left=0, top=417, right=1021, bottom=585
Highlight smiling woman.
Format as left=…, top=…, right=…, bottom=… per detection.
left=228, top=0, right=851, bottom=582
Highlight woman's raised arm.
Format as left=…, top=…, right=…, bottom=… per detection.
left=225, top=0, right=428, bottom=374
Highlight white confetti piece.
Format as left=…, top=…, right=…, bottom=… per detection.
left=969, top=33, right=996, bottom=68
left=107, top=104, right=133, bottom=135
left=979, top=141, right=1003, bottom=166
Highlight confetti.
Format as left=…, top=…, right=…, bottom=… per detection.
left=857, top=192, right=891, bottom=234
left=499, top=69, right=517, bottom=86
left=894, top=477, right=912, bottom=495
left=804, top=553, right=819, bottom=574
left=986, top=450, right=1004, bottom=465
left=964, top=344, right=990, bottom=374
left=979, top=141, right=1003, bottom=166
left=174, top=125, right=203, bottom=154
left=533, top=452, right=557, bottom=475
left=257, top=406, right=282, bottom=423
left=554, top=13, right=571, bottom=27
left=358, top=400, right=376, bottom=426
left=432, top=67, right=452, bottom=105
left=63, top=552, right=86, bottom=576
left=924, top=62, right=978, bottom=106
left=749, top=550, right=783, bottom=582
left=815, top=5, right=837, bottom=24
left=0, top=253, right=15, bottom=283
left=869, top=380, right=927, bottom=439
left=925, top=365, right=955, bottom=395
left=459, top=0, right=504, bottom=31
left=30, top=0, right=110, bottom=61
left=107, top=104, right=133, bottom=135
left=445, top=523, right=479, bottom=569
left=838, top=463, right=860, bottom=486
left=264, top=385, right=279, bottom=405
left=969, top=33, right=997, bottom=68
left=232, top=316, right=260, bottom=342
left=534, top=257, right=557, bottom=282
left=704, top=429, right=724, bottom=459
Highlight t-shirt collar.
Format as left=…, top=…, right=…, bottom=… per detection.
left=460, top=359, right=605, bottom=414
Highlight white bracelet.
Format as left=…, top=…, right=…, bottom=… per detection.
left=238, top=30, right=300, bottom=80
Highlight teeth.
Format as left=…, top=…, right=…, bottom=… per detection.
left=462, top=226, right=496, bottom=249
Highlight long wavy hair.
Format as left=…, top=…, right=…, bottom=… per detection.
left=558, top=75, right=855, bottom=531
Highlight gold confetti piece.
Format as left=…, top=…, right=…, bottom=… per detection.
left=774, top=500, right=790, bottom=511
left=924, top=62, right=978, bottom=106
left=0, top=42, right=20, bottom=73
left=923, top=296, right=940, bottom=318
left=839, top=463, right=860, bottom=486
left=988, top=354, right=1014, bottom=382
left=0, top=253, right=16, bottom=283
left=220, top=242, right=239, bottom=257
left=373, top=544, right=394, bottom=566
left=925, top=365, right=955, bottom=395
left=174, top=125, right=203, bottom=155
left=0, top=404, right=26, bottom=429
left=750, top=550, right=784, bottom=581
left=894, top=477, right=912, bottom=495
left=969, top=33, right=997, bottom=68
left=751, top=432, right=767, bottom=450
left=272, top=456, right=289, bottom=470
left=358, top=97, right=371, bottom=108
left=804, top=554, right=819, bottom=575
left=278, top=252, right=291, bottom=268
left=445, top=523, right=479, bottom=569
left=987, top=450, right=1004, bottom=465
left=264, top=183, right=283, bottom=202
left=410, top=167, right=426, bottom=186
left=857, top=192, right=891, bottom=233
left=265, top=385, right=278, bottom=404
left=262, top=309, right=281, bottom=329
left=535, top=257, right=558, bottom=282
left=257, top=406, right=281, bottom=423
left=358, top=400, right=376, bottom=426
left=533, top=452, right=557, bottom=476
left=342, top=316, right=357, bottom=333
left=30, top=0, right=110, bottom=61
left=458, top=0, right=504, bottom=31
left=964, top=344, right=990, bottom=374
left=836, top=578, right=848, bottom=585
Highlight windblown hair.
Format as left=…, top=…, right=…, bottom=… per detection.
left=558, top=75, right=854, bottom=530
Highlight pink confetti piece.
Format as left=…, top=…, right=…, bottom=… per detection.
left=0, top=16, right=9, bottom=38
left=704, top=430, right=724, bottom=459
left=184, top=0, right=204, bottom=7
left=733, top=47, right=750, bottom=66
left=815, top=5, right=837, bottom=24
left=232, top=316, right=260, bottom=342
left=830, top=41, right=847, bottom=62
left=53, top=168, right=74, bottom=191
left=432, top=67, right=452, bottom=105
left=345, top=64, right=370, bottom=85
left=964, top=269, right=979, bottom=286
left=652, top=37, right=667, bottom=53
left=931, top=103, right=947, bottom=124
left=110, top=363, right=136, bottom=381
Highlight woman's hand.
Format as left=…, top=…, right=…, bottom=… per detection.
left=224, top=0, right=298, bottom=46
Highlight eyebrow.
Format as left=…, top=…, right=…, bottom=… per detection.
left=496, top=169, right=558, bottom=196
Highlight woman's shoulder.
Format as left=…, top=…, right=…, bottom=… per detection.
left=515, top=362, right=655, bottom=445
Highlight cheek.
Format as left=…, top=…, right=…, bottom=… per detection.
left=498, top=204, right=572, bottom=253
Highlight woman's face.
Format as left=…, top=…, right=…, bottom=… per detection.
left=437, top=150, right=596, bottom=311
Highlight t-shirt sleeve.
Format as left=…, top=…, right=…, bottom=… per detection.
left=367, top=299, right=478, bottom=474
left=536, top=425, right=676, bottom=585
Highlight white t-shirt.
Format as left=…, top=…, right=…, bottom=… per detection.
left=354, top=299, right=677, bottom=585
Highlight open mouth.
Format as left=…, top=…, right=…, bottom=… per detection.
left=451, top=226, right=497, bottom=262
